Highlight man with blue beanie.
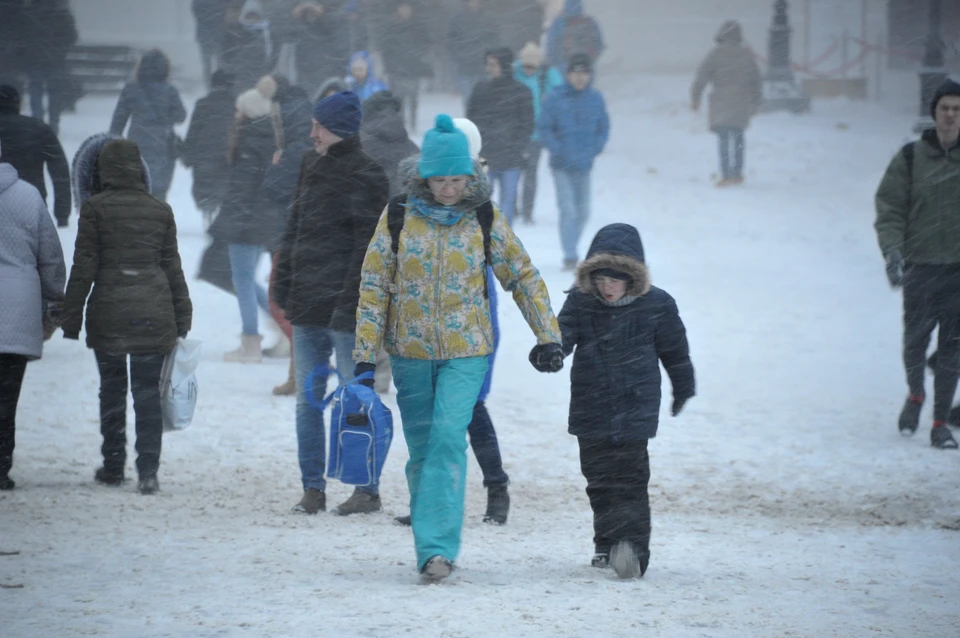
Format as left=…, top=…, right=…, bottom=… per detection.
left=274, top=91, right=391, bottom=516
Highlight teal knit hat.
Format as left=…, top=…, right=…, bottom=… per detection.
left=419, top=114, right=474, bottom=179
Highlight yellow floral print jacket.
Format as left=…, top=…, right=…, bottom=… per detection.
left=353, top=161, right=560, bottom=363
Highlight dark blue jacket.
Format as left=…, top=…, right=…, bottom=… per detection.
left=559, top=224, right=694, bottom=442
left=538, top=82, right=609, bottom=173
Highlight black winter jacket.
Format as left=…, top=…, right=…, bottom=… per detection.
left=467, top=75, right=535, bottom=171
left=182, top=87, right=235, bottom=208
left=559, top=224, right=695, bottom=442
left=274, top=136, right=389, bottom=331
left=360, top=93, right=419, bottom=197
left=0, top=112, right=71, bottom=224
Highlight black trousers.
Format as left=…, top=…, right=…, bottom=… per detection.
left=0, top=354, right=29, bottom=478
left=467, top=400, right=509, bottom=488
left=520, top=141, right=542, bottom=222
left=578, top=437, right=651, bottom=557
left=903, top=264, right=960, bottom=422
left=95, top=351, right=165, bottom=478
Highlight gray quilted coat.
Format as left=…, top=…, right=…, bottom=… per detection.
left=691, top=21, right=763, bottom=132
left=0, top=158, right=66, bottom=360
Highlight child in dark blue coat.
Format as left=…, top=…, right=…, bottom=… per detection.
left=558, top=223, right=695, bottom=578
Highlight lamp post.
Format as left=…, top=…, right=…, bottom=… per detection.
left=762, top=0, right=811, bottom=113
left=913, top=0, right=946, bottom=133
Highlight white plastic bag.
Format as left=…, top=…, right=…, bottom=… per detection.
left=160, top=339, right=202, bottom=432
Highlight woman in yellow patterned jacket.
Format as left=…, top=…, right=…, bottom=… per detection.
left=353, top=114, right=564, bottom=583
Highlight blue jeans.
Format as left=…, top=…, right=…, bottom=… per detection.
left=294, top=326, right=375, bottom=494
left=468, top=401, right=509, bottom=487
left=488, top=168, right=522, bottom=226
left=228, top=244, right=269, bottom=336
left=391, top=356, right=489, bottom=570
left=553, top=169, right=592, bottom=262
left=716, top=127, right=745, bottom=179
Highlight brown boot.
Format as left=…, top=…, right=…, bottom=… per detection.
left=292, top=488, right=325, bottom=514
left=273, top=356, right=296, bottom=396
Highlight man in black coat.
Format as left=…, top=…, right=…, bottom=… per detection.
left=22, top=0, right=77, bottom=135
left=273, top=91, right=390, bottom=517
left=359, top=91, right=418, bottom=197
left=0, top=84, right=71, bottom=227
left=467, top=47, right=535, bottom=226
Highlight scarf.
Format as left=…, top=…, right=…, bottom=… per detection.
left=405, top=196, right=466, bottom=226
left=598, top=294, right=639, bottom=308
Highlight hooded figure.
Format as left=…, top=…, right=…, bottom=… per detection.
left=545, top=0, right=604, bottom=71
left=72, top=132, right=152, bottom=213
left=314, top=76, right=349, bottom=103
left=109, top=49, right=187, bottom=201
left=359, top=90, right=419, bottom=197
left=182, top=69, right=237, bottom=220
left=346, top=51, right=388, bottom=102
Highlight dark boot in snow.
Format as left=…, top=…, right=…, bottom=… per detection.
left=395, top=514, right=412, bottom=526
left=610, top=540, right=649, bottom=579
left=0, top=476, right=14, bottom=490
left=138, top=476, right=160, bottom=494
left=483, top=485, right=510, bottom=525
left=292, top=488, right=325, bottom=514
left=94, top=466, right=125, bottom=486
left=591, top=553, right=609, bottom=568
left=419, top=555, right=453, bottom=584
left=931, top=423, right=959, bottom=450
left=898, top=395, right=924, bottom=436
left=333, top=489, right=381, bottom=516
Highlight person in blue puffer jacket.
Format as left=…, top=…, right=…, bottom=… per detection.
left=538, top=53, right=609, bottom=270
left=345, top=51, right=387, bottom=102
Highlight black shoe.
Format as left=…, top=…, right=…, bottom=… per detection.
left=94, top=467, right=125, bottom=486
left=138, top=476, right=160, bottom=494
left=931, top=425, right=959, bottom=450
left=591, top=552, right=609, bottom=568
left=394, top=514, right=412, bottom=526
left=898, top=396, right=923, bottom=436
left=0, top=476, right=14, bottom=490
left=483, top=485, right=510, bottom=525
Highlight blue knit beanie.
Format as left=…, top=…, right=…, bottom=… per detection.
left=312, top=91, right=362, bottom=138
left=419, top=114, right=474, bottom=179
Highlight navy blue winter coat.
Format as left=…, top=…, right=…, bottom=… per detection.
left=538, top=81, right=609, bottom=173
left=559, top=224, right=695, bottom=442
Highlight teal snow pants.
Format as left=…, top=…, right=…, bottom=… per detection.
left=390, top=356, right=490, bottom=571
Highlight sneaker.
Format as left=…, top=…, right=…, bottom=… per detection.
left=94, top=467, right=125, bottom=486
left=482, top=485, right=510, bottom=525
left=591, top=552, right=609, bottom=569
left=394, top=514, right=412, bottom=526
left=292, top=488, right=325, bottom=514
left=223, top=334, right=263, bottom=364
left=898, top=395, right=924, bottom=436
left=931, top=424, right=959, bottom=450
left=0, top=476, right=14, bottom=490
left=138, top=476, right=160, bottom=494
left=419, top=555, right=453, bottom=584
left=332, top=489, right=382, bottom=516
left=609, top=540, right=644, bottom=579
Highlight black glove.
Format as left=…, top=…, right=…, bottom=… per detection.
left=671, top=396, right=691, bottom=417
left=529, top=343, right=564, bottom=373
left=353, top=362, right=376, bottom=388
left=885, top=251, right=904, bottom=288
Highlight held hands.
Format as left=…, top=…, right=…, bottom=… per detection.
left=529, top=343, right=564, bottom=373
left=353, top=362, right=377, bottom=388
left=885, top=251, right=905, bottom=288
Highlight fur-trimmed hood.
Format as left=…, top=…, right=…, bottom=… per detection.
left=72, top=133, right=152, bottom=210
left=397, top=154, right=492, bottom=211
left=576, top=223, right=651, bottom=297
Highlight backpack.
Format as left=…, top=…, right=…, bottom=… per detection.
left=387, top=194, right=495, bottom=298
left=563, top=15, right=600, bottom=62
left=304, top=366, right=394, bottom=487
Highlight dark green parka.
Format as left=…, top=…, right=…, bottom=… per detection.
left=875, top=129, right=960, bottom=265
left=62, top=139, right=192, bottom=354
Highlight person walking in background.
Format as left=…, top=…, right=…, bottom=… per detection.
left=192, top=0, right=231, bottom=87
left=448, top=0, right=500, bottom=107
left=495, top=0, right=544, bottom=54
left=538, top=53, right=609, bottom=270
left=21, top=0, right=77, bottom=136
left=353, top=114, right=564, bottom=583
left=466, top=47, right=534, bottom=227
left=0, top=84, right=72, bottom=227
left=210, top=82, right=286, bottom=364
left=273, top=91, right=390, bottom=516
left=544, top=0, right=603, bottom=74
left=109, top=49, right=187, bottom=202
left=346, top=51, right=387, bottom=102
left=513, top=42, right=563, bottom=225
left=559, top=223, right=695, bottom=578
left=182, top=69, right=237, bottom=227
left=62, top=139, right=192, bottom=495
left=875, top=80, right=960, bottom=450
left=359, top=91, right=419, bottom=198
left=219, top=0, right=279, bottom=92
left=691, top=20, right=762, bottom=188
left=379, top=1, right=431, bottom=132
left=0, top=136, right=66, bottom=491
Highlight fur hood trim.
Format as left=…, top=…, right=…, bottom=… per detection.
left=397, top=154, right=492, bottom=210
left=576, top=252, right=652, bottom=297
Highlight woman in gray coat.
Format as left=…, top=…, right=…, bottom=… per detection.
left=0, top=139, right=66, bottom=490
left=691, top=20, right=763, bottom=187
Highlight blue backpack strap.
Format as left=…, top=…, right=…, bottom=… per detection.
left=303, top=365, right=347, bottom=411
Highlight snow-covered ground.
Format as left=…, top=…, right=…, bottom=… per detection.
left=2, top=76, right=959, bottom=637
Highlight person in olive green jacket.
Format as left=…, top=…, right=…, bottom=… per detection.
left=62, top=139, right=193, bottom=491
left=875, top=79, right=960, bottom=450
